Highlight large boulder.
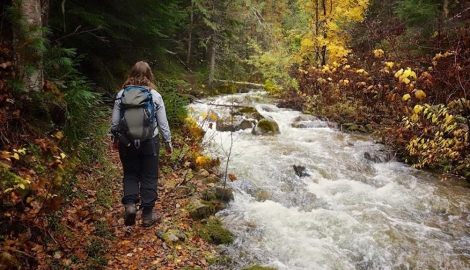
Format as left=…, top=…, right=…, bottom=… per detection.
left=233, top=106, right=264, bottom=120
left=252, top=118, right=280, bottom=135
left=216, top=115, right=256, bottom=132
left=215, top=106, right=281, bottom=134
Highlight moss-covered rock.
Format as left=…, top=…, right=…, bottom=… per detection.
left=187, top=198, right=216, bottom=220
left=236, top=106, right=264, bottom=120
left=214, top=187, right=234, bottom=203
left=196, top=217, right=233, bottom=245
left=252, top=118, right=280, bottom=135
left=155, top=228, right=186, bottom=244
left=341, top=123, right=359, bottom=132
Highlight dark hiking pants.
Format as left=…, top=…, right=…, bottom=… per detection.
left=119, top=137, right=160, bottom=215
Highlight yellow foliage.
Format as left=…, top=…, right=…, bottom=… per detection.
left=373, top=49, right=384, bottom=58
left=297, top=0, right=370, bottom=64
left=395, top=67, right=416, bottom=84
left=14, top=148, right=26, bottom=155
left=195, top=155, right=212, bottom=170
left=402, top=68, right=416, bottom=79
left=413, top=105, right=424, bottom=114
left=414, top=90, right=426, bottom=100
left=402, top=94, right=411, bottom=101
left=433, top=51, right=455, bottom=61
left=385, top=62, right=394, bottom=68
left=410, top=113, right=419, bottom=122
left=403, top=104, right=468, bottom=170
left=209, top=112, right=218, bottom=121
left=53, top=131, right=64, bottom=139
left=395, top=68, right=404, bottom=78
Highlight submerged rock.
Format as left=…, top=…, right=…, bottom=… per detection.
left=291, top=115, right=329, bottom=128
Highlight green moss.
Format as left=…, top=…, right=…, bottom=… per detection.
left=0, top=162, right=30, bottom=196
left=0, top=162, right=24, bottom=185
left=257, top=119, right=277, bottom=132
left=196, top=217, right=233, bottom=245
left=202, top=177, right=220, bottom=185
left=205, top=251, right=232, bottom=265
left=203, top=190, right=218, bottom=201
left=236, top=107, right=264, bottom=120
left=238, top=107, right=258, bottom=114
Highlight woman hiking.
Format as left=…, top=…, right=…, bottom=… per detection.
left=110, top=61, right=172, bottom=227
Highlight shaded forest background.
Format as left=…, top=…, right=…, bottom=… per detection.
left=1, top=0, right=469, bottom=268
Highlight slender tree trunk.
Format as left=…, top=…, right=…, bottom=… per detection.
left=438, top=0, right=449, bottom=37
left=209, top=41, right=216, bottom=84
left=187, top=0, right=194, bottom=66
left=320, top=0, right=327, bottom=66
left=41, top=0, right=49, bottom=26
left=314, top=0, right=320, bottom=63
left=13, top=0, right=44, bottom=92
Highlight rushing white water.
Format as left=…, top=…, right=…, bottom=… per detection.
left=189, top=91, right=470, bottom=270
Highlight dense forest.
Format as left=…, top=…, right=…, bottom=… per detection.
left=1, top=0, right=469, bottom=269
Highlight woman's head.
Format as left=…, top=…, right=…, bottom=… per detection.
left=122, top=61, right=156, bottom=89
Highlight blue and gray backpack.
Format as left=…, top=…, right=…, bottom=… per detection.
left=119, top=86, right=155, bottom=149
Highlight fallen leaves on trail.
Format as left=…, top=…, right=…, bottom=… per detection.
left=102, top=138, right=221, bottom=270
left=0, top=133, right=227, bottom=269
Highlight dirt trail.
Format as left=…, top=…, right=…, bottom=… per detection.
left=103, top=141, right=218, bottom=270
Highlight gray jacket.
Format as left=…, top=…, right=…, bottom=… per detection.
left=111, top=87, right=171, bottom=144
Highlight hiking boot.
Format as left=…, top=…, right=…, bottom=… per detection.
left=142, top=211, right=162, bottom=227
left=124, top=203, right=137, bottom=226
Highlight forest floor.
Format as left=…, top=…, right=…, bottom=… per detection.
left=97, top=137, right=221, bottom=270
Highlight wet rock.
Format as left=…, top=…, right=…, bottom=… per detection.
left=187, top=198, right=216, bottom=220
left=293, top=165, right=310, bottom=177
left=217, top=115, right=255, bottom=132
left=363, top=150, right=392, bottom=163
left=342, top=123, right=360, bottom=132
left=155, top=229, right=186, bottom=243
left=252, top=118, right=280, bottom=135
left=196, top=217, right=233, bottom=245
left=214, top=187, right=234, bottom=203
left=234, top=106, right=265, bottom=120
left=291, top=115, right=329, bottom=128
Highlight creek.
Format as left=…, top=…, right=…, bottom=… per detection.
left=189, top=91, right=470, bottom=270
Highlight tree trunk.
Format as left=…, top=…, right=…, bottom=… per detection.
left=13, top=0, right=44, bottom=92
left=187, top=0, right=194, bottom=66
left=209, top=42, right=216, bottom=84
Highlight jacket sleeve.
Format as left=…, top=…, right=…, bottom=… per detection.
left=110, top=90, right=124, bottom=132
left=151, top=90, right=172, bottom=143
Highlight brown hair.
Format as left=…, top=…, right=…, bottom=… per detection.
left=121, top=61, right=156, bottom=89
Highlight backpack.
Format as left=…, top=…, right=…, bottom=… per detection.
left=118, top=86, right=155, bottom=149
